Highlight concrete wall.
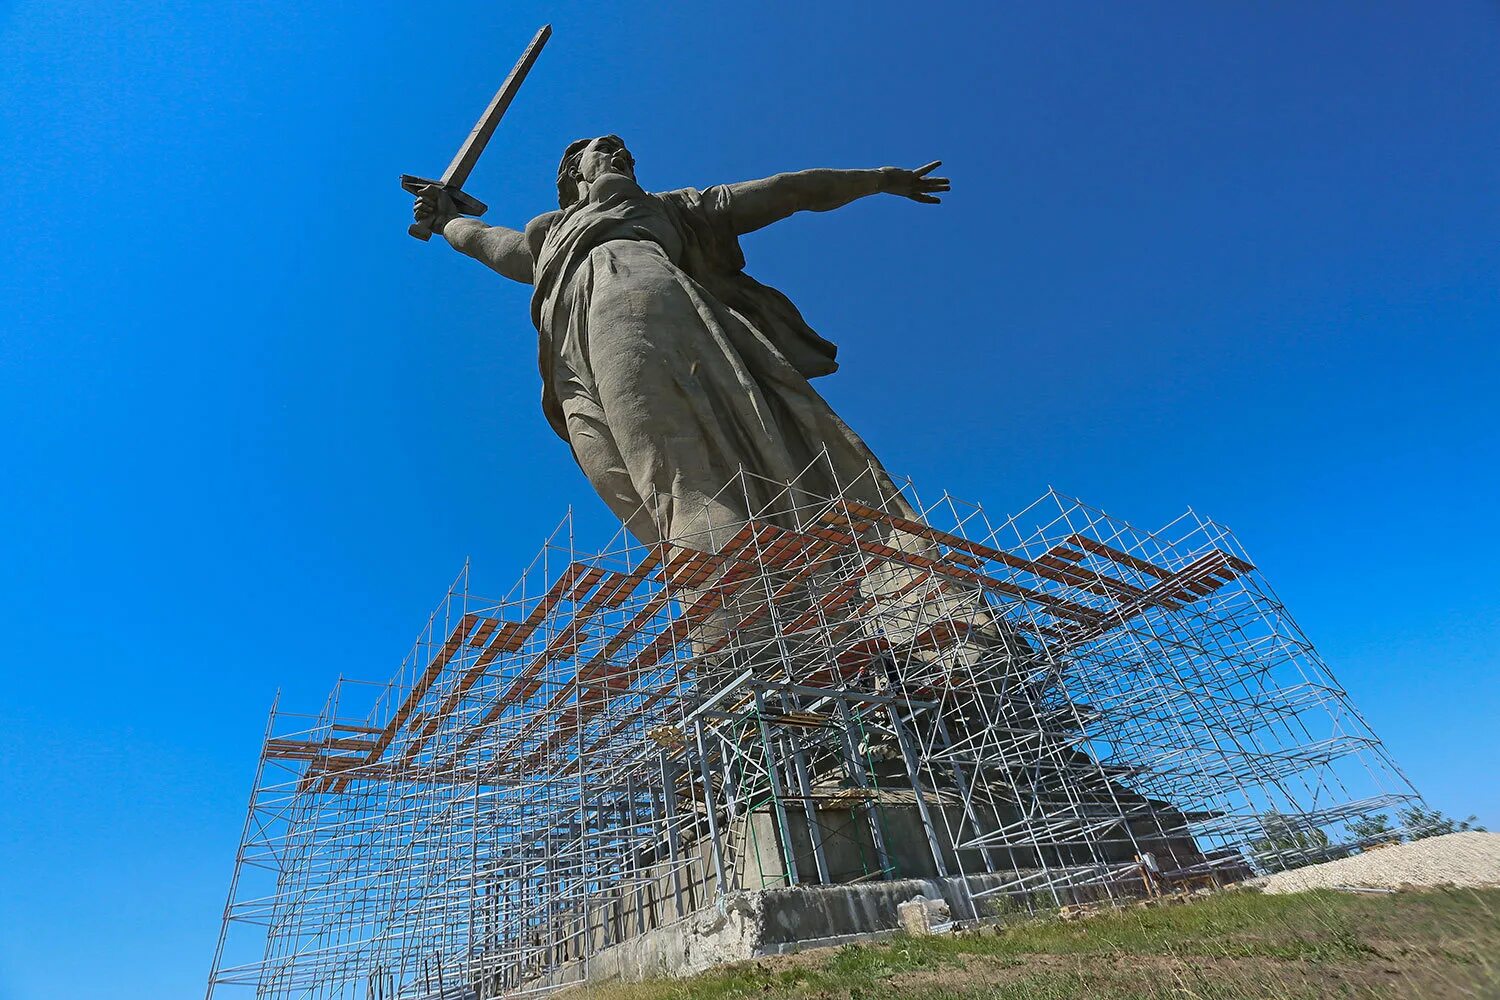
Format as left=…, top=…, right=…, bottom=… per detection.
left=536, top=872, right=1029, bottom=990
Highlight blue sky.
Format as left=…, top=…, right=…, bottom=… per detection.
left=1, top=2, right=1496, bottom=997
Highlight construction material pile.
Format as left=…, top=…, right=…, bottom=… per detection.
left=1259, top=831, right=1500, bottom=894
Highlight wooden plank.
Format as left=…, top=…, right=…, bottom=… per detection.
left=762, top=710, right=830, bottom=729
left=487, top=679, right=578, bottom=765
left=492, top=564, right=590, bottom=655
left=266, top=736, right=383, bottom=758
left=599, top=552, right=660, bottom=608
left=329, top=722, right=385, bottom=736
left=468, top=617, right=499, bottom=649
left=402, top=570, right=609, bottom=764
left=327, top=613, right=480, bottom=790
left=1059, top=550, right=1240, bottom=647
left=474, top=626, right=517, bottom=668
left=837, top=501, right=1150, bottom=603
left=671, top=524, right=781, bottom=621
left=434, top=564, right=633, bottom=765
left=912, top=619, right=985, bottom=653
left=1036, top=552, right=1146, bottom=601
left=804, top=521, right=1104, bottom=627
left=696, top=535, right=847, bottom=655
left=1066, top=535, right=1174, bottom=581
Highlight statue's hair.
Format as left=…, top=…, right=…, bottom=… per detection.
left=557, top=135, right=634, bottom=208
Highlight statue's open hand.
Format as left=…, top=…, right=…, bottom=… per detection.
left=413, top=185, right=460, bottom=232
left=879, top=161, right=950, bottom=204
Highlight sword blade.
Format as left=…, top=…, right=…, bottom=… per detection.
left=440, top=23, right=551, bottom=190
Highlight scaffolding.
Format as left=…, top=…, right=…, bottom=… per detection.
left=205, top=466, right=1421, bottom=999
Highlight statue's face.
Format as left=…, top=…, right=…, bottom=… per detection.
left=575, top=136, right=635, bottom=184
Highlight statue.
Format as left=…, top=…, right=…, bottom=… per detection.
left=412, top=139, right=948, bottom=549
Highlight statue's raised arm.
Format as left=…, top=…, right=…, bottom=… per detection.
left=723, top=161, right=949, bottom=235
left=412, top=186, right=548, bottom=285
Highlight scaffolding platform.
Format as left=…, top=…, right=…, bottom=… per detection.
left=205, top=466, right=1421, bottom=998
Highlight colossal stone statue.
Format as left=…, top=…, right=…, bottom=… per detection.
left=412, top=137, right=948, bottom=549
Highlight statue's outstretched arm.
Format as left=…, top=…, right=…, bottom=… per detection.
left=441, top=219, right=534, bottom=284
left=412, top=186, right=543, bottom=285
left=724, top=162, right=948, bottom=236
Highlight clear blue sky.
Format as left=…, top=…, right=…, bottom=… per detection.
left=1, top=2, right=1496, bottom=997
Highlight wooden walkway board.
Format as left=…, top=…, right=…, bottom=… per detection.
left=1058, top=550, right=1246, bottom=648
left=313, top=508, right=1260, bottom=790
left=839, top=501, right=1162, bottom=605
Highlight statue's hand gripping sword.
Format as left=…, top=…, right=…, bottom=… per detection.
left=401, top=24, right=551, bottom=241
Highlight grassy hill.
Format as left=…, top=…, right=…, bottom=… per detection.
left=575, top=887, right=1500, bottom=1000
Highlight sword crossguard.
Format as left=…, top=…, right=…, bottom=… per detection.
left=401, top=175, right=490, bottom=242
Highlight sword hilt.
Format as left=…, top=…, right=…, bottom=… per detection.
left=401, top=175, right=489, bottom=242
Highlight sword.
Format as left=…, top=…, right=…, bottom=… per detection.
left=401, top=24, right=551, bottom=241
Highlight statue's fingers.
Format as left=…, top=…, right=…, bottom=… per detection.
left=913, top=160, right=942, bottom=176
left=924, top=178, right=951, bottom=190
left=912, top=193, right=941, bottom=204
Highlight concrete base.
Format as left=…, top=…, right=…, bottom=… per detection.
left=540, top=872, right=1023, bottom=988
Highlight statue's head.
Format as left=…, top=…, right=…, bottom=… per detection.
left=557, top=135, right=636, bottom=207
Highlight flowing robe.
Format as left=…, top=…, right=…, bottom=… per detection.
left=529, top=180, right=908, bottom=549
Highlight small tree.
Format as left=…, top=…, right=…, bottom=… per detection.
left=1251, top=811, right=1332, bottom=873
left=1398, top=805, right=1487, bottom=840
left=1348, top=813, right=1394, bottom=843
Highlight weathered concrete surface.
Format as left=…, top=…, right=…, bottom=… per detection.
left=539, top=892, right=766, bottom=987
left=546, top=872, right=1022, bottom=988
left=414, top=137, right=950, bottom=548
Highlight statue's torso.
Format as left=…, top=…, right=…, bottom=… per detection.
left=529, top=177, right=685, bottom=275
left=588, top=178, right=685, bottom=264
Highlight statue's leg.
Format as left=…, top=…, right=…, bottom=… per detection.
left=583, top=246, right=761, bottom=550
left=559, top=392, right=660, bottom=544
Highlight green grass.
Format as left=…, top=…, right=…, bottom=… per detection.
left=575, top=888, right=1500, bottom=1000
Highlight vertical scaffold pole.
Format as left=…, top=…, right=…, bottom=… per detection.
left=753, top=687, right=801, bottom=885
left=886, top=701, right=950, bottom=877
left=692, top=720, right=730, bottom=898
